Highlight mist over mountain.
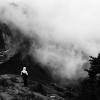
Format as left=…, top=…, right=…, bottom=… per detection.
left=0, top=0, right=92, bottom=81
left=1, top=0, right=100, bottom=83
left=1, top=0, right=100, bottom=100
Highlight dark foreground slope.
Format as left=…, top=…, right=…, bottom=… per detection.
left=0, top=74, right=79, bottom=100
left=1, top=75, right=100, bottom=100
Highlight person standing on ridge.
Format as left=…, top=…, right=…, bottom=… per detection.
left=21, top=67, right=28, bottom=86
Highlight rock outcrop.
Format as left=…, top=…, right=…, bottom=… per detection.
left=0, top=74, right=73, bottom=100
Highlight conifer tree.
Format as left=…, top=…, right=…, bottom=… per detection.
left=85, top=54, right=100, bottom=79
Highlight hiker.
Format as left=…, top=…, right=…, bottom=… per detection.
left=21, top=67, right=28, bottom=86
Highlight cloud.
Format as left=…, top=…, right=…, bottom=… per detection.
left=0, top=0, right=100, bottom=80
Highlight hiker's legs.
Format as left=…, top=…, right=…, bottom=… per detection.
left=23, top=77, right=28, bottom=86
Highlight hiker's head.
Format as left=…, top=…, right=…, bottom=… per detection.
left=23, top=67, right=26, bottom=71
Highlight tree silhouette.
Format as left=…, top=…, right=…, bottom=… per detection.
left=85, top=54, right=100, bottom=79
left=81, top=54, right=100, bottom=100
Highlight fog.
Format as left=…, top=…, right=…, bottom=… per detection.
left=0, top=0, right=100, bottom=80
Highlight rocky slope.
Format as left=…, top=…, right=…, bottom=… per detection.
left=0, top=74, right=79, bottom=100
